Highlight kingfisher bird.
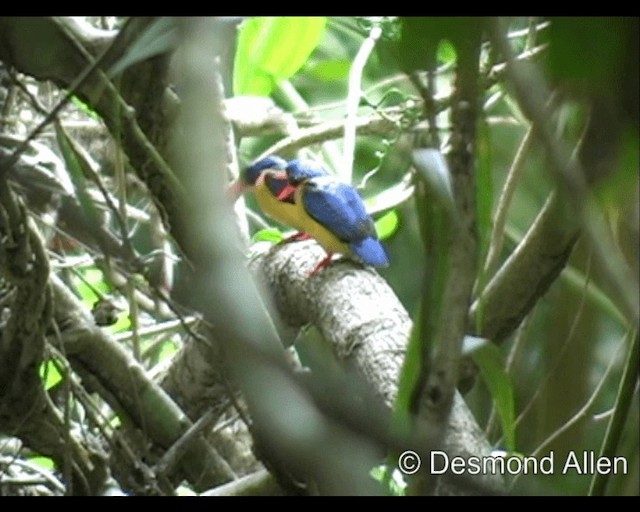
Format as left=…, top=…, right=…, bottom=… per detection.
left=231, top=156, right=389, bottom=274
left=279, top=166, right=389, bottom=273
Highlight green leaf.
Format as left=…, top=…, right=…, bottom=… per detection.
left=474, top=120, right=493, bottom=317
left=548, top=17, right=628, bottom=94
left=109, top=415, right=122, bottom=429
left=71, top=95, right=101, bottom=121
left=252, top=227, right=284, bottom=244
left=39, top=360, right=63, bottom=390
left=436, top=39, right=457, bottom=65
left=399, top=17, right=479, bottom=73
left=29, top=456, right=56, bottom=471
left=412, top=148, right=455, bottom=215
left=374, top=209, right=400, bottom=240
left=55, top=121, right=110, bottom=256
left=469, top=342, right=516, bottom=452
left=234, top=17, right=327, bottom=96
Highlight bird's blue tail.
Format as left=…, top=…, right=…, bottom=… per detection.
left=350, top=238, right=389, bottom=267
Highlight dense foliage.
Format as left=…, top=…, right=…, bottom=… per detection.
left=0, top=16, right=637, bottom=496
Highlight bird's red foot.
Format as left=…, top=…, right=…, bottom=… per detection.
left=308, top=253, right=334, bottom=276
left=281, top=232, right=312, bottom=244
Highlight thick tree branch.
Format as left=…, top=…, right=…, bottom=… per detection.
left=250, top=240, right=503, bottom=495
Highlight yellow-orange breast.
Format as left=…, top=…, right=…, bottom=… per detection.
left=254, top=171, right=303, bottom=229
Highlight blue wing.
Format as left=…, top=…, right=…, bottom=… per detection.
left=302, top=177, right=389, bottom=267
left=302, top=177, right=375, bottom=242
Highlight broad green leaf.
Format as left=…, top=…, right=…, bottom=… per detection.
left=252, top=227, right=284, bottom=244
left=374, top=209, right=400, bottom=240
left=470, top=342, right=516, bottom=452
left=548, top=17, right=628, bottom=94
left=39, top=360, right=63, bottom=390
left=234, top=17, right=327, bottom=96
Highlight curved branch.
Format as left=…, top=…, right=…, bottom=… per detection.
left=250, top=240, right=504, bottom=495
left=471, top=192, right=579, bottom=342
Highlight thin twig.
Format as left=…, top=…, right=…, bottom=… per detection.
left=482, top=122, right=534, bottom=277
left=343, top=23, right=382, bottom=182
left=257, top=110, right=404, bottom=162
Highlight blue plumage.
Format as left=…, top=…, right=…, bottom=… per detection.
left=286, top=159, right=331, bottom=183
left=350, top=237, right=390, bottom=268
left=300, top=176, right=389, bottom=268
left=302, top=177, right=374, bottom=241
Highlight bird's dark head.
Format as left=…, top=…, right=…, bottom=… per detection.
left=244, top=156, right=288, bottom=185
left=229, top=155, right=288, bottom=199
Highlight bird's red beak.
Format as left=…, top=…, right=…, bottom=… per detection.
left=276, top=183, right=297, bottom=202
